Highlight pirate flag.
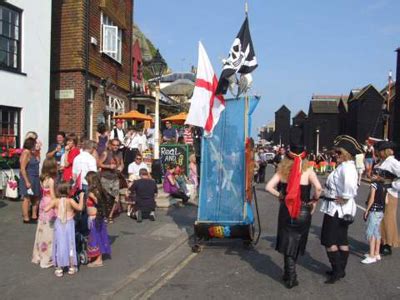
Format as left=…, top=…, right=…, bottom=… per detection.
left=215, top=17, right=258, bottom=95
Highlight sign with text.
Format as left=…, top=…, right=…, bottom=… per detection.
left=160, top=144, right=189, bottom=175
left=55, top=89, right=74, bottom=99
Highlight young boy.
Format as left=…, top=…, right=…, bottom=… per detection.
left=362, top=181, right=387, bottom=264
left=128, top=168, right=158, bottom=222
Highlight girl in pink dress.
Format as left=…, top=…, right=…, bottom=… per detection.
left=189, top=154, right=198, bottom=188
left=32, top=158, right=57, bottom=268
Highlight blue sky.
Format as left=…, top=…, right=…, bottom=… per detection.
left=135, top=0, right=400, bottom=136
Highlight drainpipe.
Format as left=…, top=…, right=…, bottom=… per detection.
left=392, top=48, right=400, bottom=145
left=84, top=0, right=90, bottom=138
left=129, top=0, right=134, bottom=110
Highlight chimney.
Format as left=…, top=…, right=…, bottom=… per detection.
left=392, top=48, right=400, bottom=144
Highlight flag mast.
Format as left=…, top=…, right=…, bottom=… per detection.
left=244, top=0, right=249, bottom=140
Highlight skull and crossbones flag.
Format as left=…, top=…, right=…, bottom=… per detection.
left=215, top=17, right=258, bottom=95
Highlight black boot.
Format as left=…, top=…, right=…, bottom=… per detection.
left=339, top=250, right=349, bottom=278
left=382, top=244, right=392, bottom=256
left=282, top=255, right=289, bottom=282
left=284, top=255, right=299, bottom=289
left=325, top=251, right=344, bottom=284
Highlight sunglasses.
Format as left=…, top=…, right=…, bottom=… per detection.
left=136, top=157, right=142, bottom=160
left=111, top=143, right=120, bottom=147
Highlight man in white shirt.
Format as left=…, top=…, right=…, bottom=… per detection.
left=128, top=154, right=150, bottom=181
left=110, top=119, right=125, bottom=148
left=72, top=140, right=98, bottom=192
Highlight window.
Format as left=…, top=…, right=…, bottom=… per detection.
left=0, top=3, right=22, bottom=72
left=106, top=96, right=125, bottom=128
left=101, top=13, right=122, bottom=63
left=0, top=106, right=20, bottom=149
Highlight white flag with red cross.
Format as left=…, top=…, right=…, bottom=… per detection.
left=185, top=41, right=225, bottom=135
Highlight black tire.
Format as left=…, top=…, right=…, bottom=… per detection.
left=79, top=251, right=88, bottom=265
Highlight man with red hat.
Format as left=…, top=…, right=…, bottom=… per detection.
left=110, top=119, right=125, bottom=149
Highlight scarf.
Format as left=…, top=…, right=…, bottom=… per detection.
left=285, top=151, right=307, bottom=219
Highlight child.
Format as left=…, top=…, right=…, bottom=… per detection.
left=85, top=171, right=111, bottom=267
left=189, top=154, right=198, bottom=188
left=174, top=165, right=190, bottom=196
left=163, top=163, right=189, bottom=204
left=128, top=168, right=158, bottom=222
left=46, top=182, right=84, bottom=277
left=32, top=158, right=57, bottom=268
left=362, top=181, right=388, bottom=264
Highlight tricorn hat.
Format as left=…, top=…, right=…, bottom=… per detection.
left=333, top=135, right=364, bottom=156
left=376, top=141, right=396, bottom=152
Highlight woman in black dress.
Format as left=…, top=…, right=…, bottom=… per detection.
left=266, top=145, right=322, bottom=288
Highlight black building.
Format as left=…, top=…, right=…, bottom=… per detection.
left=273, top=105, right=291, bottom=145
left=346, top=84, right=385, bottom=142
left=337, top=97, right=348, bottom=135
left=304, top=99, right=339, bottom=152
left=290, top=110, right=307, bottom=145
left=392, top=48, right=400, bottom=145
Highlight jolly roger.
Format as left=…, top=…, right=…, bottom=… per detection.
left=224, top=38, right=250, bottom=70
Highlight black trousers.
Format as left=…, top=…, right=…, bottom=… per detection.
left=170, top=190, right=189, bottom=203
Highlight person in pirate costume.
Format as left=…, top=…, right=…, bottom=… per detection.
left=320, top=135, right=363, bottom=284
left=373, top=141, right=400, bottom=256
left=266, top=144, right=322, bottom=289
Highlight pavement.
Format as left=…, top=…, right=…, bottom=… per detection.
left=0, top=195, right=197, bottom=300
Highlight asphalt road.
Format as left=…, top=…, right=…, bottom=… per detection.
left=150, top=166, right=400, bottom=300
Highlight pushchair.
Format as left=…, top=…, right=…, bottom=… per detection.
left=72, top=190, right=89, bottom=266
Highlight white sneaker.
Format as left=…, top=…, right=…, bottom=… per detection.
left=361, top=256, right=377, bottom=264
left=127, top=210, right=131, bottom=217
left=375, top=254, right=381, bottom=261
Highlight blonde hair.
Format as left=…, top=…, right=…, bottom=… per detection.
left=336, top=147, right=353, bottom=161
left=381, top=148, right=394, bottom=160
left=277, top=157, right=309, bottom=181
left=189, top=154, right=196, bottom=163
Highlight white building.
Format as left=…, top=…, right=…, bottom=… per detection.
left=0, top=0, right=51, bottom=157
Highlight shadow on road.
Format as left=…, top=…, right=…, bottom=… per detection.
left=0, top=199, right=8, bottom=209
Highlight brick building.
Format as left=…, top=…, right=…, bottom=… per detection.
left=50, top=0, right=133, bottom=140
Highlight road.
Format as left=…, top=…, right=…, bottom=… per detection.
left=148, top=166, right=400, bottom=300
left=1, top=165, right=400, bottom=300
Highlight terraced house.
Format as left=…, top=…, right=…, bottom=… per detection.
left=50, top=0, right=133, bottom=139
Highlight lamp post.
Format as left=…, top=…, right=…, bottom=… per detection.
left=316, top=128, right=320, bottom=156
left=147, top=49, right=167, bottom=159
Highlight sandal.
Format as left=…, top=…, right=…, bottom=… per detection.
left=88, top=262, right=103, bottom=268
left=54, top=268, right=63, bottom=277
left=68, top=267, right=77, bottom=275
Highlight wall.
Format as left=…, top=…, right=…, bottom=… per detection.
left=0, top=0, right=52, bottom=156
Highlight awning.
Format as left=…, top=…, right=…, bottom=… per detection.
left=161, top=79, right=194, bottom=97
left=113, top=110, right=153, bottom=121
left=162, top=112, right=187, bottom=124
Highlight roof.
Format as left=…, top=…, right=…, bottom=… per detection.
left=347, top=84, right=384, bottom=103
left=310, top=100, right=338, bottom=114
left=380, top=81, right=396, bottom=102
left=312, top=95, right=348, bottom=101
left=293, top=110, right=307, bottom=119
left=149, top=72, right=196, bottom=83
left=275, top=105, right=290, bottom=114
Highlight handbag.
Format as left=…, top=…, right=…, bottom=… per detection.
left=340, top=201, right=355, bottom=225
left=5, top=169, right=18, bottom=199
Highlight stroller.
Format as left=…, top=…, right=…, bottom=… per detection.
left=72, top=190, right=89, bottom=266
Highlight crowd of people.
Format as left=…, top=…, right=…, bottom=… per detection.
left=265, top=135, right=400, bottom=289
left=17, top=120, right=199, bottom=277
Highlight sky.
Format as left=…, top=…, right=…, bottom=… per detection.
left=135, top=0, right=400, bottom=137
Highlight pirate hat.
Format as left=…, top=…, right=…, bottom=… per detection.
left=376, top=141, right=396, bottom=152
left=333, top=135, right=364, bottom=156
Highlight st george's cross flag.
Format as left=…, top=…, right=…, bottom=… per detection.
left=185, top=41, right=225, bottom=135
left=215, top=17, right=258, bottom=95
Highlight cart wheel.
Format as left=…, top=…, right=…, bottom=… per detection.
left=79, top=251, right=88, bottom=265
left=192, top=244, right=202, bottom=253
